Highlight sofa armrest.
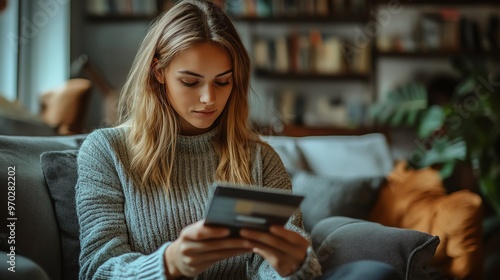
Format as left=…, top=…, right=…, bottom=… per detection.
left=310, top=217, right=439, bottom=280
left=0, top=251, right=50, bottom=280
left=0, top=134, right=87, bottom=280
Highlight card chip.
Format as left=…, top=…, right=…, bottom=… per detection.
left=234, top=200, right=254, bottom=214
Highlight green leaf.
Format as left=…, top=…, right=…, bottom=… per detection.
left=455, top=77, right=476, bottom=96
left=389, top=107, right=407, bottom=126
left=419, top=138, right=466, bottom=167
left=439, top=161, right=456, bottom=179
left=406, top=109, right=419, bottom=126
left=418, top=106, right=445, bottom=138
left=480, top=173, right=500, bottom=216
left=369, top=83, right=428, bottom=128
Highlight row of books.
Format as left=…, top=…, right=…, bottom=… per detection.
left=253, top=30, right=371, bottom=75
left=276, top=89, right=367, bottom=127
left=86, top=0, right=158, bottom=16
left=378, top=11, right=500, bottom=52
left=224, top=0, right=368, bottom=18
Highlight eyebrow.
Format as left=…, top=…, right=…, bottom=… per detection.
left=177, top=69, right=233, bottom=78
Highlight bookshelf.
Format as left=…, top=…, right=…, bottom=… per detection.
left=78, top=0, right=500, bottom=137
left=390, top=0, right=499, bottom=6
left=226, top=0, right=375, bottom=136
left=86, top=15, right=156, bottom=22
left=234, top=15, right=369, bottom=24
left=85, top=0, right=161, bottom=18
left=254, top=69, right=370, bottom=82
left=376, top=50, right=500, bottom=59
left=281, top=124, right=388, bottom=137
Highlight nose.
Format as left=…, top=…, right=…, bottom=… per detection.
left=200, top=84, right=216, bottom=105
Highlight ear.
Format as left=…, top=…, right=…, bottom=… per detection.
left=152, top=58, right=165, bottom=84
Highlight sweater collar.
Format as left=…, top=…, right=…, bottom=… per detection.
left=177, top=127, right=218, bottom=154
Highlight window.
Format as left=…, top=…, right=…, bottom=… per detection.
left=0, top=0, right=70, bottom=113
left=0, top=0, right=19, bottom=102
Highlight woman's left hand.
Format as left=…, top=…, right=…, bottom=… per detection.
left=239, top=226, right=309, bottom=277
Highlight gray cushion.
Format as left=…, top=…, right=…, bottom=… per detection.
left=40, top=150, right=80, bottom=280
left=0, top=134, right=86, bottom=280
left=311, top=217, right=440, bottom=280
left=292, top=172, right=386, bottom=232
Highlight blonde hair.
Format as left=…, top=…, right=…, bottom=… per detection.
left=118, top=0, right=261, bottom=189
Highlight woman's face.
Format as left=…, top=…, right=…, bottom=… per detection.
left=155, top=42, right=233, bottom=135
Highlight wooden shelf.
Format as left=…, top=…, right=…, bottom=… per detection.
left=233, top=15, right=369, bottom=24
left=254, top=69, right=370, bottom=82
left=86, top=14, right=156, bottom=22
left=376, top=50, right=500, bottom=59
left=281, top=124, right=387, bottom=137
left=378, top=0, right=500, bottom=6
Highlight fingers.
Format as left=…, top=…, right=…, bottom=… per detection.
left=180, top=220, right=231, bottom=241
left=178, top=238, right=254, bottom=255
left=250, top=243, right=302, bottom=277
left=239, top=226, right=309, bottom=277
left=239, top=226, right=308, bottom=257
left=182, top=248, right=252, bottom=267
left=168, top=221, right=257, bottom=278
left=269, top=226, right=310, bottom=250
left=176, top=247, right=253, bottom=277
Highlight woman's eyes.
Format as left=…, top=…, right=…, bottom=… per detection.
left=180, top=80, right=231, bottom=87
left=181, top=80, right=198, bottom=87
left=215, top=81, right=230, bottom=86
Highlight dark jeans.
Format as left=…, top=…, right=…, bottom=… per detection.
left=316, top=260, right=402, bottom=280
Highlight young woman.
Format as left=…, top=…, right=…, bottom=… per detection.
left=76, top=1, right=400, bottom=279
left=76, top=1, right=320, bottom=279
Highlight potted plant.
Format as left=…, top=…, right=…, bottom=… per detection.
left=370, top=58, right=500, bottom=216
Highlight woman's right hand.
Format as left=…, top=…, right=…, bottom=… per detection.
left=164, top=220, right=254, bottom=278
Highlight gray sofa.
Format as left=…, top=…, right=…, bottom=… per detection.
left=0, top=133, right=441, bottom=280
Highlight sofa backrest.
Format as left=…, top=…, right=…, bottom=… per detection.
left=0, top=134, right=86, bottom=280
left=262, top=133, right=394, bottom=178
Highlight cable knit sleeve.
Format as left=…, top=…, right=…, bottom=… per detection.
left=249, top=144, right=322, bottom=280
left=76, top=130, right=169, bottom=280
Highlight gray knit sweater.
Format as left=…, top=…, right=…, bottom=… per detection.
left=76, top=127, right=322, bottom=280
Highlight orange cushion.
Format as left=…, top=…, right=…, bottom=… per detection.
left=40, top=79, right=91, bottom=135
left=368, top=161, right=483, bottom=279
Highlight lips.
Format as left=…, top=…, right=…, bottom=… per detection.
left=193, top=109, right=217, bottom=118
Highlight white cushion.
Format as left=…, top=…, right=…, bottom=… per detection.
left=295, top=133, right=393, bottom=178
left=261, top=135, right=307, bottom=173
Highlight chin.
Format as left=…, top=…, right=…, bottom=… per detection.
left=191, top=121, right=215, bottom=130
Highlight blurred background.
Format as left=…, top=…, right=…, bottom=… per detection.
left=1, top=0, right=499, bottom=137
left=2, top=0, right=500, bottom=275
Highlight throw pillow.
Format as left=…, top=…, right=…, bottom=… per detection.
left=40, top=78, right=91, bottom=135
left=368, top=161, right=484, bottom=279
left=40, top=150, right=80, bottom=280
left=311, top=216, right=440, bottom=280
left=292, top=171, right=386, bottom=232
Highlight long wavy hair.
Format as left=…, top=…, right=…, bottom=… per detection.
left=118, top=0, right=261, bottom=189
